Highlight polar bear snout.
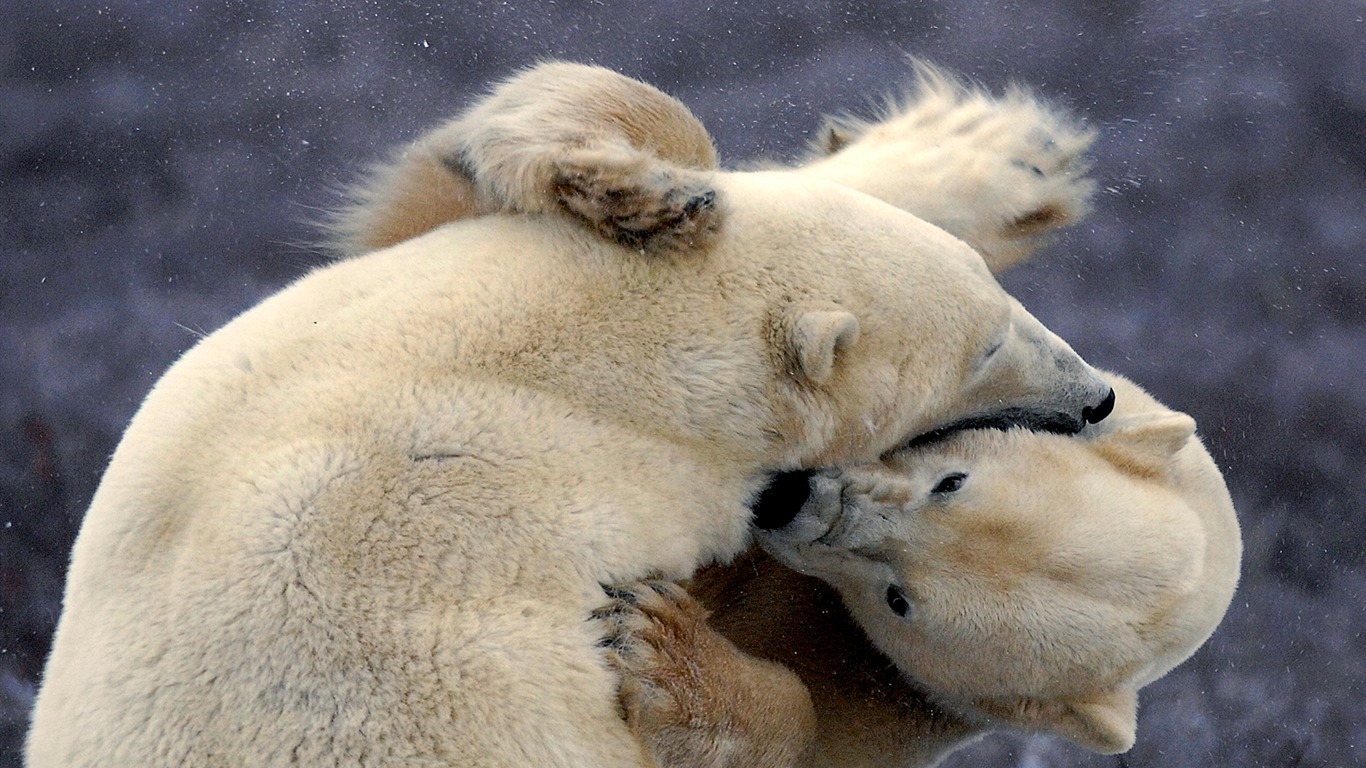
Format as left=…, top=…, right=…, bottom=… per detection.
left=754, top=473, right=854, bottom=558
left=945, top=298, right=1118, bottom=440
left=750, top=470, right=813, bottom=530
left=1083, top=387, right=1116, bottom=424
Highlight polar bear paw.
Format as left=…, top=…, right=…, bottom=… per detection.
left=553, top=147, right=721, bottom=255
left=803, top=62, right=1097, bottom=272
left=594, top=579, right=815, bottom=768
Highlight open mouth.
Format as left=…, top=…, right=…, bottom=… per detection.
left=886, top=404, right=1098, bottom=457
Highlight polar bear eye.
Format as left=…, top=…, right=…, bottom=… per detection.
left=931, top=472, right=967, bottom=495
left=886, top=584, right=910, bottom=617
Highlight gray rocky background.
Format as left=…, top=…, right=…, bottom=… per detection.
left=2, top=1, right=1363, bottom=765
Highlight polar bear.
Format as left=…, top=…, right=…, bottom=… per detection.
left=24, top=73, right=1117, bottom=767
left=602, top=373, right=1241, bottom=768
left=330, top=61, right=1095, bottom=271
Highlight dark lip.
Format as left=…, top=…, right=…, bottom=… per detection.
left=886, top=408, right=1084, bottom=457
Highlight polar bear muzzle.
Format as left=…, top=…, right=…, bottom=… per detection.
left=750, top=470, right=813, bottom=530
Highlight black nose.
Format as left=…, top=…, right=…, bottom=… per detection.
left=751, top=471, right=812, bottom=530
left=1083, top=388, right=1116, bottom=424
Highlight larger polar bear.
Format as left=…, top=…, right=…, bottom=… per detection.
left=26, top=65, right=1117, bottom=766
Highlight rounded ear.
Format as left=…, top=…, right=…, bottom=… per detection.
left=1051, top=689, right=1139, bottom=754
left=974, top=688, right=1138, bottom=754
left=1095, top=412, right=1197, bottom=477
left=788, top=310, right=860, bottom=385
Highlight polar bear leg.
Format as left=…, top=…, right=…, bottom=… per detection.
left=328, top=133, right=486, bottom=255
left=550, top=144, right=719, bottom=253
left=596, top=580, right=816, bottom=768
left=333, top=62, right=721, bottom=256
left=798, top=61, right=1097, bottom=272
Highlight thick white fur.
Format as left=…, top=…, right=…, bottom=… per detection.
left=26, top=160, right=1115, bottom=763
left=755, top=373, right=1241, bottom=765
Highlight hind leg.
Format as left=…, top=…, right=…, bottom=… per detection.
left=596, top=580, right=815, bottom=768
left=334, top=63, right=722, bottom=256
left=550, top=145, right=720, bottom=253
left=800, top=62, right=1097, bottom=272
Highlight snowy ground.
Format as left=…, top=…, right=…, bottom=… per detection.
left=3, top=1, right=1364, bottom=765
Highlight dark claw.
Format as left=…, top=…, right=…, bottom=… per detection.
left=684, top=189, right=716, bottom=214
left=601, top=584, right=639, bottom=605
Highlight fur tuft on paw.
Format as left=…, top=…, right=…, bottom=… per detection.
left=801, top=60, right=1097, bottom=272
left=552, top=148, right=722, bottom=255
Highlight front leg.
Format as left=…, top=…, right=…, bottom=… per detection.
left=442, top=62, right=724, bottom=255
left=595, top=580, right=816, bottom=768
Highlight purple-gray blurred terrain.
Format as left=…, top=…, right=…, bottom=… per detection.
left=2, top=1, right=1363, bottom=765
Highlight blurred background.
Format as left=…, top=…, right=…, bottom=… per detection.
left=2, top=1, right=1362, bottom=765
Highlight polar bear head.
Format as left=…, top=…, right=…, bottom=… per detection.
left=756, top=374, right=1241, bottom=753
left=525, top=169, right=1118, bottom=474
left=322, top=60, right=1116, bottom=474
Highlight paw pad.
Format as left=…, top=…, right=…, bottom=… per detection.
left=553, top=158, right=721, bottom=254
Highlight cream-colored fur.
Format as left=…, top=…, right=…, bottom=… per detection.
left=311, top=60, right=1110, bottom=767
left=25, top=70, right=1117, bottom=764
left=620, top=373, right=1239, bottom=768
left=332, top=62, right=721, bottom=256
left=330, top=61, right=1093, bottom=271
left=796, top=62, right=1095, bottom=273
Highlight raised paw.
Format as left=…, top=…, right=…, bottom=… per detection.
left=553, top=148, right=722, bottom=255
left=800, top=62, right=1096, bottom=272
left=593, top=579, right=815, bottom=768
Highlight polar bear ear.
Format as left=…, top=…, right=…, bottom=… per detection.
left=974, top=688, right=1138, bottom=754
left=787, top=310, right=861, bottom=385
left=1096, top=412, right=1197, bottom=477
left=1044, top=689, right=1139, bottom=754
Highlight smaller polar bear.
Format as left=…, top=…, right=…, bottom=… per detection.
left=331, top=61, right=1096, bottom=272
left=601, top=374, right=1241, bottom=768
